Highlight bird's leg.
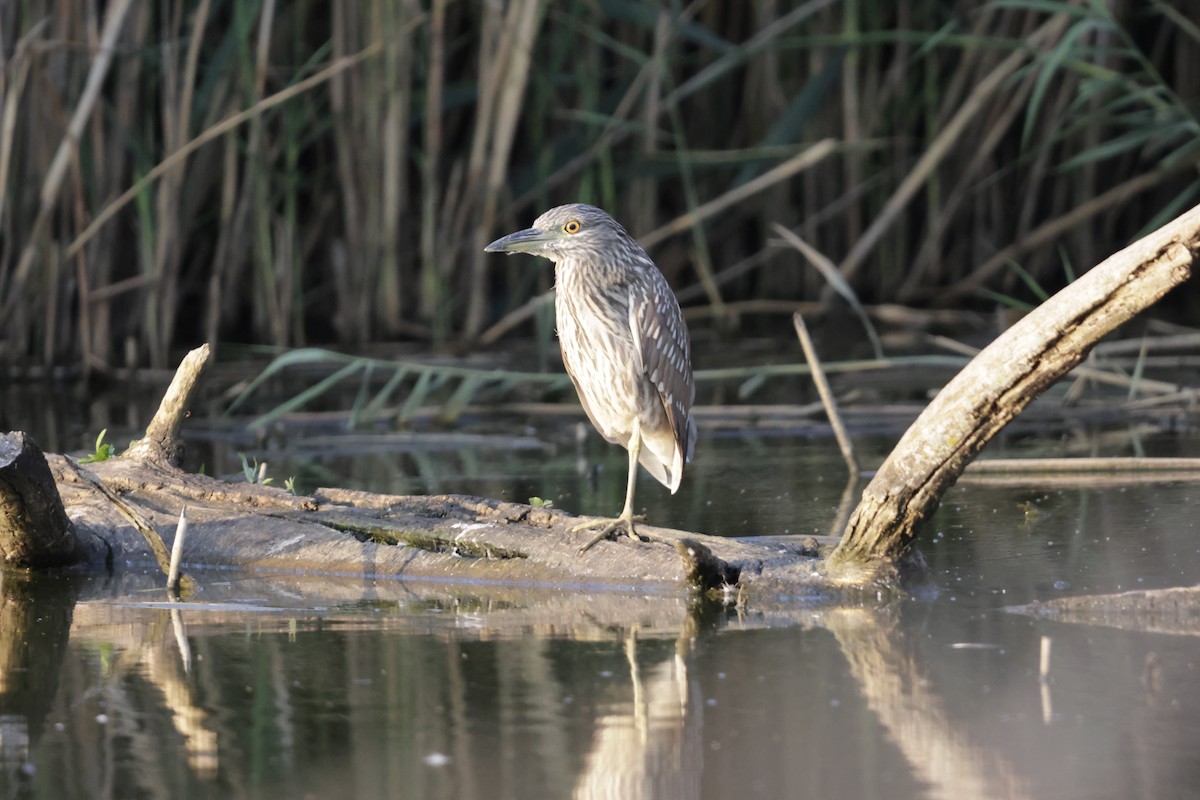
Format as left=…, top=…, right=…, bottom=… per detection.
left=615, top=421, right=641, bottom=524
left=576, top=419, right=647, bottom=553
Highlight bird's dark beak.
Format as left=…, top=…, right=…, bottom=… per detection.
left=484, top=228, right=554, bottom=255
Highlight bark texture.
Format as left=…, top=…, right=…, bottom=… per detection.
left=0, top=432, right=81, bottom=568
left=124, top=342, right=210, bottom=465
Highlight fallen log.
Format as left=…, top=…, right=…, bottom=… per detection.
left=2, top=206, right=1197, bottom=600
left=1, top=342, right=855, bottom=601
left=53, top=448, right=842, bottom=597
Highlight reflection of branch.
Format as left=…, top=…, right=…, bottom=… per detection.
left=824, top=608, right=1030, bottom=800
left=75, top=606, right=220, bottom=781
left=574, top=628, right=700, bottom=800
left=141, top=616, right=218, bottom=779
left=827, top=473, right=860, bottom=541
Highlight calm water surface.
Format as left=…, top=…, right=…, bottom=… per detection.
left=2, top=404, right=1199, bottom=799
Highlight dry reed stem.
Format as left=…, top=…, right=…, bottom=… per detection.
left=419, top=0, right=447, bottom=337
left=899, top=62, right=1040, bottom=300
left=640, top=140, right=837, bottom=248
left=509, top=0, right=828, bottom=217
left=928, top=334, right=1181, bottom=395
left=466, top=0, right=545, bottom=338
left=63, top=27, right=414, bottom=264
left=0, top=19, right=49, bottom=228
left=793, top=312, right=859, bottom=475
left=837, top=13, right=1069, bottom=287
left=664, top=0, right=840, bottom=111
left=4, top=0, right=133, bottom=318
left=945, top=165, right=1185, bottom=299
left=510, top=62, right=656, bottom=211
left=771, top=221, right=882, bottom=357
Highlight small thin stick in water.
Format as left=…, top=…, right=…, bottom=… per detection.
left=1040, top=635, right=1054, bottom=725
left=167, top=506, right=189, bottom=596
left=793, top=312, right=858, bottom=475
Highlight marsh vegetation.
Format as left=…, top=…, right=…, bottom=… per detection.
left=0, top=1, right=1196, bottom=379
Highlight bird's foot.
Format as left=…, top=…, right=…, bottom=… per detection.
left=574, top=514, right=647, bottom=553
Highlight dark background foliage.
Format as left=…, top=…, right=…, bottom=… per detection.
left=0, top=0, right=1196, bottom=371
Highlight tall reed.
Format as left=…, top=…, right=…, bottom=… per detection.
left=0, top=0, right=1195, bottom=371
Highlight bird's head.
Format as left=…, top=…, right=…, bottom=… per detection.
left=484, top=204, right=630, bottom=263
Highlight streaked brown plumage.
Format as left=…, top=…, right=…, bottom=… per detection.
left=485, top=204, right=696, bottom=549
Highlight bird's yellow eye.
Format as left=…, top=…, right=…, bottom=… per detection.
left=564, top=219, right=582, bottom=234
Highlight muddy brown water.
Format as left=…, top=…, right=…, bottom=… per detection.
left=3, top=388, right=1200, bottom=799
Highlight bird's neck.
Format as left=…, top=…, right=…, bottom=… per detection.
left=554, top=251, right=648, bottom=293
left=555, top=257, right=618, bottom=294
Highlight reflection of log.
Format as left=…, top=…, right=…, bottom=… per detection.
left=833, top=204, right=1199, bottom=566
left=0, top=572, right=78, bottom=781
left=825, top=608, right=1030, bottom=800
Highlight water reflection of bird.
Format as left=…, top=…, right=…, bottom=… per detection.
left=485, top=204, right=696, bottom=550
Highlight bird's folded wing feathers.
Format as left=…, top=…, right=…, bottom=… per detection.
left=632, top=279, right=695, bottom=462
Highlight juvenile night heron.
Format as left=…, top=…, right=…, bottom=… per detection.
left=485, top=204, right=696, bottom=549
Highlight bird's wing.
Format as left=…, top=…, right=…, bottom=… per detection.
left=632, top=272, right=696, bottom=463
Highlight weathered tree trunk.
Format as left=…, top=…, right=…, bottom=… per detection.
left=0, top=432, right=81, bottom=568
left=831, top=204, right=1199, bottom=566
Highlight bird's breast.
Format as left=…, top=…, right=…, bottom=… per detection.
left=554, top=271, right=655, bottom=440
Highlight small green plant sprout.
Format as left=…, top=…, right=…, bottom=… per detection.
left=529, top=497, right=554, bottom=508
left=238, top=453, right=273, bottom=485
left=79, top=429, right=117, bottom=463
left=284, top=476, right=297, bottom=495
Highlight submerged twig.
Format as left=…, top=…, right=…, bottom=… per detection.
left=1040, top=636, right=1053, bottom=725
